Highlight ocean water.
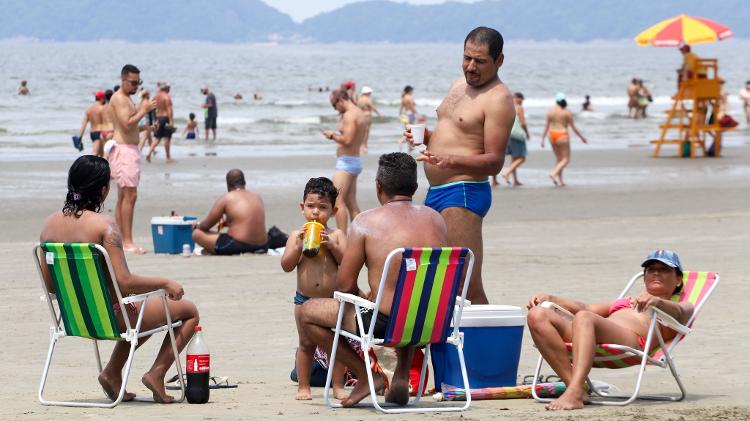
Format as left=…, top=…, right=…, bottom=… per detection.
left=1, top=39, right=749, bottom=161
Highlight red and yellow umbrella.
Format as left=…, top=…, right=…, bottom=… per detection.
left=635, top=14, right=732, bottom=47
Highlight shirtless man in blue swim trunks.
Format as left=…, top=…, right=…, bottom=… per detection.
left=78, top=90, right=108, bottom=157
left=406, top=26, right=515, bottom=304
left=323, top=89, right=368, bottom=233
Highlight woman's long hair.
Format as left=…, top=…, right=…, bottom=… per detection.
left=62, top=155, right=111, bottom=218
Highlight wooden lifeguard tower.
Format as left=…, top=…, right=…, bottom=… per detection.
left=651, top=59, right=725, bottom=158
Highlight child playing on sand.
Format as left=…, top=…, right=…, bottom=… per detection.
left=281, top=177, right=347, bottom=400
left=184, top=112, right=199, bottom=140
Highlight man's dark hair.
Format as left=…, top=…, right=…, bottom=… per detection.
left=121, top=64, right=140, bottom=78
left=303, top=177, right=338, bottom=205
left=226, top=168, right=246, bottom=189
left=331, top=88, right=349, bottom=104
left=376, top=152, right=417, bottom=196
left=514, top=92, right=524, bottom=100
left=403, top=85, right=414, bottom=94
left=63, top=155, right=111, bottom=218
left=557, top=99, right=568, bottom=109
left=464, top=26, right=504, bottom=60
left=105, top=89, right=114, bottom=102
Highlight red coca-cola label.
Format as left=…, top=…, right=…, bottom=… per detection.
left=187, top=354, right=210, bottom=373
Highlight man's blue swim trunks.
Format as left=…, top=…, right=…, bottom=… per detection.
left=424, top=180, right=492, bottom=217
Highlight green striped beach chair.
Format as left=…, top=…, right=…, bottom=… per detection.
left=33, top=243, right=185, bottom=408
left=324, top=247, right=474, bottom=414
left=531, top=271, right=719, bottom=406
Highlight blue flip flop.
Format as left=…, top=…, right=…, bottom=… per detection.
left=71, top=135, right=83, bottom=152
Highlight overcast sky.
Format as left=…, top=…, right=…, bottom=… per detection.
left=264, top=0, right=478, bottom=22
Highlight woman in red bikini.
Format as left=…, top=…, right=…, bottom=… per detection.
left=540, top=93, right=588, bottom=186
left=526, top=250, right=693, bottom=410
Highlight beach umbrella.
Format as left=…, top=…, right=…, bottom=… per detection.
left=634, top=15, right=732, bottom=47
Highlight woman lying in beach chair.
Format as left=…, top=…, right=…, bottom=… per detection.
left=35, top=155, right=200, bottom=406
left=526, top=250, right=717, bottom=410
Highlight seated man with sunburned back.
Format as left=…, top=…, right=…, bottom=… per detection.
left=299, top=152, right=448, bottom=406
left=192, top=169, right=268, bottom=255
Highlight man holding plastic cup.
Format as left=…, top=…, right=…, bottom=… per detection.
left=405, top=26, right=514, bottom=304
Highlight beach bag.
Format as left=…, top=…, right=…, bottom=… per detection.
left=267, top=225, right=288, bottom=249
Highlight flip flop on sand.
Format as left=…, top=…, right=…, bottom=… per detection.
left=165, top=374, right=238, bottom=390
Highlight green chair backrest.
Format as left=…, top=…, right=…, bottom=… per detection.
left=41, top=243, right=122, bottom=340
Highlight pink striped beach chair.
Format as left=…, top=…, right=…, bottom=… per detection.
left=324, top=247, right=474, bottom=414
left=532, top=271, right=719, bottom=405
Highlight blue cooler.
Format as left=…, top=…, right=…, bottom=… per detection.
left=431, top=304, right=525, bottom=389
left=150, top=216, right=197, bottom=254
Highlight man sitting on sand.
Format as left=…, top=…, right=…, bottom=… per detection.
left=299, top=152, right=448, bottom=407
left=526, top=249, right=693, bottom=410
left=192, top=169, right=268, bottom=255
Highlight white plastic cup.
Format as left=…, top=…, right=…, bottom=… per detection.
left=409, top=124, right=425, bottom=145
left=182, top=243, right=192, bottom=257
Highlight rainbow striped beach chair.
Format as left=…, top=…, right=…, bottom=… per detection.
left=532, top=271, right=719, bottom=406
left=324, top=247, right=474, bottom=414
left=33, top=243, right=185, bottom=408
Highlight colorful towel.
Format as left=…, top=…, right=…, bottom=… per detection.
left=438, top=382, right=566, bottom=401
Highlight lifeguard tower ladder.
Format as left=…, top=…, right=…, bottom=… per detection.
left=651, top=59, right=724, bottom=158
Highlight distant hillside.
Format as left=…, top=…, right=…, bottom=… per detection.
left=300, top=0, right=750, bottom=43
left=0, top=0, right=295, bottom=42
left=0, top=0, right=748, bottom=43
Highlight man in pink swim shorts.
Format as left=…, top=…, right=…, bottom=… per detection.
left=110, top=144, right=141, bottom=188
left=109, top=64, right=156, bottom=253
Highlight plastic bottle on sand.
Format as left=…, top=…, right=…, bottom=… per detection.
left=186, top=325, right=210, bottom=403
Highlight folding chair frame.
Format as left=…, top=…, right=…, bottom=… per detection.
left=33, top=243, right=186, bottom=408
left=531, top=271, right=719, bottom=406
left=324, top=247, right=474, bottom=414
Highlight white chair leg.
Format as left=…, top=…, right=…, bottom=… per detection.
left=455, top=340, right=471, bottom=411
left=93, top=340, right=103, bottom=374
left=363, top=342, right=386, bottom=413
left=162, top=294, right=185, bottom=402
left=110, top=340, right=138, bottom=408
left=530, top=354, right=553, bottom=403
left=408, top=346, right=430, bottom=405
left=661, top=351, right=687, bottom=401
left=324, top=299, right=347, bottom=408
left=38, top=333, right=58, bottom=405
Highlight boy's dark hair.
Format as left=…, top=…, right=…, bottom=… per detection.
left=464, top=26, right=504, bottom=60
left=189, top=112, right=196, bottom=120
left=63, top=155, right=111, bottom=218
left=121, top=64, right=140, bottom=78
left=376, top=152, right=417, bottom=196
left=226, top=168, right=246, bottom=189
left=303, top=177, right=338, bottom=204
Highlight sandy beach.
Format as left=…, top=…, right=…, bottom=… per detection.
left=3, top=145, right=750, bottom=420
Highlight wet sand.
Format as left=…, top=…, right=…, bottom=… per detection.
left=2, top=145, right=749, bottom=419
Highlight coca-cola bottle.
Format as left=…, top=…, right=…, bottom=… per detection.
left=186, top=325, right=210, bottom=403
